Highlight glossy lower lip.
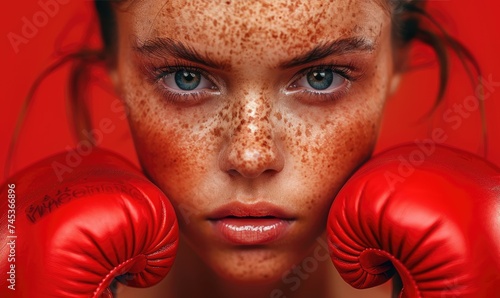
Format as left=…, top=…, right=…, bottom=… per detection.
left=211, top=217, right=291, bottom=245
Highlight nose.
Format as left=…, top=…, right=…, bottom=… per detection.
left=219, top=91, right=284, bottom=179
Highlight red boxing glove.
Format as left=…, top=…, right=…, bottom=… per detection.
left=327, top=144, right=500, bottom=297
left=0, top=148, right=178, bottom=297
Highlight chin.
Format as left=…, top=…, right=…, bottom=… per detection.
left=207, top=247, right=297, bottom=286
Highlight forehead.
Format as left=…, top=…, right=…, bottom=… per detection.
left=117, top=0, right=390, bottom=63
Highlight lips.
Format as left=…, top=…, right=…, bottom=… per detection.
left=207, top=202, right=295, bottom=245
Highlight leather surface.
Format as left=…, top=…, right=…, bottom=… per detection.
left=0, top=148, right=179, bottom=297
left=327, top=144, right=500, bottom=298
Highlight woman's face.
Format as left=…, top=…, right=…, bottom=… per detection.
left=112, top=0, right=399, bottom=284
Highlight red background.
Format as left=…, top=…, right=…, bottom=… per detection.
left=1, top=0, right=500, bottom=183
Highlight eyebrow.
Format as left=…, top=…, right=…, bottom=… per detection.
left=134, top=37, right=230, bottom=70
left=279, top=37, right=375, bottom=68
left=134, top=36, right=374, bottom=70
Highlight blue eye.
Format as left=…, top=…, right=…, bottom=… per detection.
left=307, top=69, right=334, bottom=90
left=160, top=68, right=216, bottom=92
left=174, top=70, right=202, bottom=90
left=289, top=67, right=347, bottom=94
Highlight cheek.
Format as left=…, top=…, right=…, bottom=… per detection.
left=281, top=94, right=385, bottom=217
left=131, top=116, right=215, bottom=191
left=120, top=78, right=216, bottom=202
left=128, top=114, right=226, bottom=230
left=281, top=55, right=391, bottom=194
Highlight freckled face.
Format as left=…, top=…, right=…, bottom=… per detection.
left=113, top=0, right=396, bottom=284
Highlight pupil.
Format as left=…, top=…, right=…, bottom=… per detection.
left=307, top=69, right=334, bottom=90
left=314, top=72, right=326, bottom=81
left=175, top=70, right=201, bottom=90
left=183, top=72, right=195, bottom=81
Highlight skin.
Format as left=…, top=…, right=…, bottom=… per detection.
left=110, top=0, right=404, bottom=297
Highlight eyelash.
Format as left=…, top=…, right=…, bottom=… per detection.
left=147, top=63, right=219, bottom=104
left=286, top=63, right=357, bottom=103
left=145, top=62, right=359, bottom=104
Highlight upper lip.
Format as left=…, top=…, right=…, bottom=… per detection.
left=207, top=201, right=296, bottom=220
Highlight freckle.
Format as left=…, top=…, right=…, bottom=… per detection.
left=307, top=199, right=315, bottom=211
left=212, top=127, right=222, bottom=137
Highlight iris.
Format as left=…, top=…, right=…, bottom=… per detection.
left=174, top=70, right=202, bottom=90
left=306, top=69, right=334, bottom=90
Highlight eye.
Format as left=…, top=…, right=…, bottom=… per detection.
left=306, top=69, right=335, bottom=90
left=288, top=67, right=347, bottom=94
left=160, top=68, right=217, bottom=93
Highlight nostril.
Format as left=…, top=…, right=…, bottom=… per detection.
left=225, top=151, right=282, bottom=179
left=227, top=169, right=239, bottom=177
